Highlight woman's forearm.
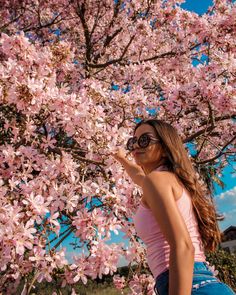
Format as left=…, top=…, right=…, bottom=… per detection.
left=169, top=245, right=195, bottom=295
left=118, top=157, right=145, bottom=186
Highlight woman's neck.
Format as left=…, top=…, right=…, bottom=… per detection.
left=142, top=159, right=168, bottom=175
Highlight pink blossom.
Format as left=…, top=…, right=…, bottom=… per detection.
left=113, top=275, right=126, bottom=290
left=0, top=1, right=235, bottom=292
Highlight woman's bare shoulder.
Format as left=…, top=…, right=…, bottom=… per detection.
left=142, top=171, right=173, bottom=192
left=143, top=170, right=183, bottom=202
left=146, top=169, right=175, bottom=183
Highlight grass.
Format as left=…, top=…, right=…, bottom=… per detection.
left=18, top=279, right=130, bottom=295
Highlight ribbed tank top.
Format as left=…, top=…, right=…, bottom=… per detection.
left=133, top=165, right=206, bottom=279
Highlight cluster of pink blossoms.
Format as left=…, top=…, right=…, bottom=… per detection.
left=0, top=0, right=235, bottom=294
left=113, top=274, right=155, bottom=295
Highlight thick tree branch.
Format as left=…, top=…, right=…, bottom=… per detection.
left=104, top=27, right=123, bottom=48
left=0, top=9, right=25, bottom=31
left=22, top=8, right=65, bottom=32
left=88, top=40, right=203, bottom=69
left=207, top=100, right=215, bottom=128
left=108, top=0, right=122, bottom=30
left=90, top=2, right=102, bottom=37
left=93, top=27, right=123, bottom=63
left=194, top=136, right=208, bottom=159
left=139, top=50, right=178, bottom=63
left=76, top=3, right=92, bottom=63
left=196, top=134, right=236, bottom=164
left=87, top=34, right=135, bottom=68
left=184, top=114, right=236, bottom=143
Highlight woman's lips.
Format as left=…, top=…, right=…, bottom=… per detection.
left=133, top=151, right=145, bottom=156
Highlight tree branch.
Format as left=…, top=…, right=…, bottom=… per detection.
left=76, top=3, right=92, bottom=63
left=46, top=226, right=72, bottom=247
left=196, top=134, right=236, bottom=164
left=51, top=147, right=105, bottom=166
left=138, top=50, right=178, bottom=63
left=51, top=226, right=75, bottom=251
left=88, top=39, right=203, bottom=69
left=22, top=7, right=65, bottom=32
left=87, top=34, right=135, bottom=68
left=184, top=114, right=236, bottom=143
left=0, top=10, right=25, bottom=31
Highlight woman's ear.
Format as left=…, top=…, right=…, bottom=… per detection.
left=161, top=149, right=171, bottom=162
left=161, top=147, right=167, bottom=158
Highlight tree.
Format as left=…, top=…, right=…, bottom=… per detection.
left=206, top=249, right=236, bottom=292
left=0, top=0, right=235, bottom=294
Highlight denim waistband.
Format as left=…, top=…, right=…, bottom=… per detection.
left=193, top=261, right=209, bottom=271
left=155, top=262, right=211, bottom=282
left=154, top=262, right=236, bottom=295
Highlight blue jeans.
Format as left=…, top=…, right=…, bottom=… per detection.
left=154, top=262, right=235, bottom=294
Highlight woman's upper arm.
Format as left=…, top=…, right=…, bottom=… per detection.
left=142, top=172, right=194, bottom=249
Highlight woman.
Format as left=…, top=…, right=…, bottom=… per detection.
left=113, top=119, right=235, bottom=295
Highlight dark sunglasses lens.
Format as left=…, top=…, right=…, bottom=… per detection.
left=138, top=134, right=150, bottom=148
left=126, top=138, right=135, bottom=151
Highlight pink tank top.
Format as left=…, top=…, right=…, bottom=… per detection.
left=133, top=165, right=206, bottom=279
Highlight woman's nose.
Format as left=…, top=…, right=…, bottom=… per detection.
left=133, top=141, right=139, bottom=150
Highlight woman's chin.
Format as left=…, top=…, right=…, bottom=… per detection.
left=134, top=158, right=141, bottom=164
left=135, top=158, right=146, bottom=165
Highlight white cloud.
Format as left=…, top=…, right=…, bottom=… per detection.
left=218, top=208, right=236, bottom=231
left=215, top=186, right=236, bottom=209
left=214, top=187, right=236, bottom=231
left=223, top=208, right=236, bottom=218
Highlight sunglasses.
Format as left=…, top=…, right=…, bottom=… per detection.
left=126, top=133, right=160, bottom=152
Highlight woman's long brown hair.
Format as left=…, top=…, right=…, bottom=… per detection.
left=134, top=119, right=221, bottom=252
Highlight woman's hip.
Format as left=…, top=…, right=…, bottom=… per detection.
left=154, top=262, right=235, bottom=295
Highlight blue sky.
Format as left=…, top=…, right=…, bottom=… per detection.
left=181, top=0, right=213, bottom=15
left=179, top=0, right=236, bottom=233
left=61, top=0, right=236, bottom=264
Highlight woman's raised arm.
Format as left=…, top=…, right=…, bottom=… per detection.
left=112, top=148, right=146, bottom=186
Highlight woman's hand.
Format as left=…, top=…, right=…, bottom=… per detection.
left=111, top=147, right=145, bottom=186
left=111, top=147, right=129, bottom=163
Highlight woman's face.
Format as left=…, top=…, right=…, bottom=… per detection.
left=132, top=124, right=165, bottom=166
